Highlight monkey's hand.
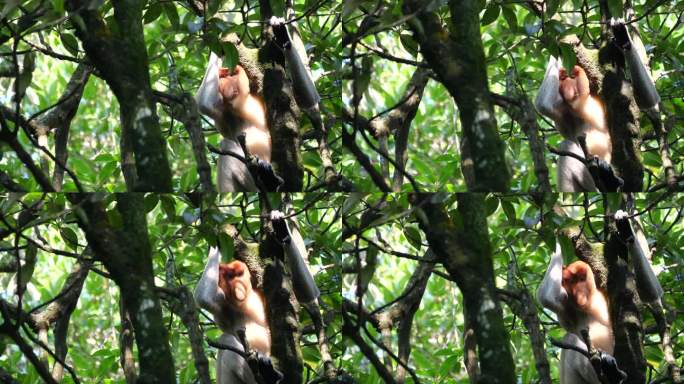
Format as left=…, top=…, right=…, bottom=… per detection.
left=599, top=351, right=627, bottom=384
left=270, top=210, right=292, bottom=245
left=610, top=18, right=632, bottom=51
left=254, top=351, right=284, bottom=384
left=269, top=16, right=291, bottom=50
left=614, top=210, right=635, bottom=244
left=255, top=159, right=284, bottom=191
left=594, top=158, right=624, bottom=192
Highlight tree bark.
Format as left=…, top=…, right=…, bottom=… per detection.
left=258, top=1, right=304, bottom=191
left=413, top=193, right=516, bottom=383
left=74, top=194, right=176, bottom=383
left=402, top=1, right=511, bottom=191
left=66, top=1, right=172, bottom=191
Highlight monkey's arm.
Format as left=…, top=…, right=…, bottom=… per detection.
left=270, top=17, right=320, bottom=110
left=611, top=19, right=660, bottom=111
left=271, top=210, right=320, bottom=304
left=194, top=246, right=226, bottom=315
left=535, top=57, right=565, bottom=122
left=537, top=242, right=569, bottom=317
left=196, top=52, right=224, bottom=122
left=615, top=210, right=663, bottom=304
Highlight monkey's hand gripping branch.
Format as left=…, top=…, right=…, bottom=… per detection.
left=208, top=336, right=284, bottom=384
left=238, top=327, right=283, bottom=384
left=236, top=134, right=284, bottom=192
left=577, top=136, right=624, bottom=192
left=270, top=210, right=320, bottom=305
left=208, top=136, right=284, bottom=192
left=551, top=331, right=627, bottom=384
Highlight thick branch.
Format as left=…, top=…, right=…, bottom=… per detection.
left=402, top=0, right=510, bottom=191
left=66, top=1, right=172, bottom=191
left=412, top=194, right=516, bottom=383
left=73, top=194, right=176, bottom=382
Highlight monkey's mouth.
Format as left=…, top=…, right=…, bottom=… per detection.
left=233, top=283, right=247, bottom=302
left=221, top=85, right=239, bottom=101
left=573, top=289, right=589, bottom=309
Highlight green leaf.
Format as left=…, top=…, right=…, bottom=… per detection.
left=60, top=227, right=79, bottom=249
left=144, top=194, right=159, bottom=212
left=99, top=161, right=118, bottom=183
left=403, top=225, right=422, bottom=249
left=207, top=0, right=221, bottom=17
left=217, top=233, right=234, bottom=261
left=163, top=3, right=179, bottom=29
left=546, top=0, right=560, bottom=17
left=560, top=43, right=576, bottom=69
left=353, top=56, right=373, bottom=101
left=502, top=6, right=517, bottom=30
left=607, top=0, right=623, bottom=18
left=502, top=200, right=516, bottom=223
left=143, top=3, right=163, bottom=24
left=342, top=0, right=362, bottom=18
left=485, top=195, right=499, bottom=216
left=51, top=0, right=65, bottom=14
left=221, top=42, right=239, bottom=69
left=481, top=4, right=500, bottom=26
left=523, top=13, right=541, bottom=35
left=160, top=195, right=176, bottom=220
left=399, top=31, right=419, bottom=57
left=17, top=243, right=36, bottom=293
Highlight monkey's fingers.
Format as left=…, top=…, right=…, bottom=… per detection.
left=270, top=213, right=291, bottom=244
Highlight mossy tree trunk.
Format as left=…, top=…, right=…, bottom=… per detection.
left=66, top=0, right=172, bottom=191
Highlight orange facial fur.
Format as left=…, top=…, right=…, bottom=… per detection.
left=562, top=261, right=596, bottom=312
left=218, top=261, right=253, bottom=310
left=557, top=65, right=611, bottom=163
left=218, top=65, right=251, bottom=112
left=558, top=66, right=590, bottom=112
left=216, top=260, right=270, bottom=354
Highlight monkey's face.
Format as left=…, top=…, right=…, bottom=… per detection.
left=558, top=66, right=590, bottom=109
left=218, top=65, right=250, bottom=110
left=218, top=261, right=253, bottom=309
left=562, top=261, right=596, bottom=311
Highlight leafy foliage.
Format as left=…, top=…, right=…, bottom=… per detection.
left=341, top=193, right=683, bottom=382
left=0, top=193, right=344, bottom=382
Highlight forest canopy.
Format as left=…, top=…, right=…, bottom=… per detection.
left=0, top=0, right=682, bottom=192
left=0, top=0, right=683, bottom=383
left=0, top=192, right=682, bottom=383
